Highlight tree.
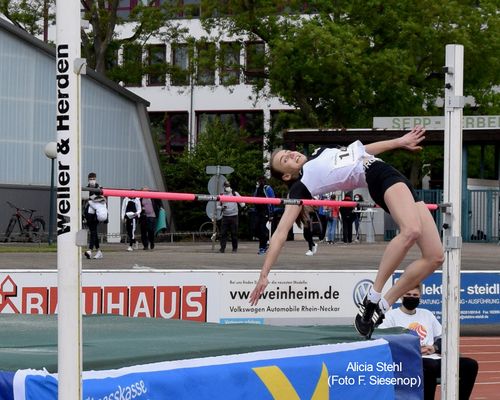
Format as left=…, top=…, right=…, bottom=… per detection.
left=81, top=1, right=189, bottom=74
left=1, top=1, right=190, bottom=74
left=162, top=119, right=263, bottom=231
left=0, top=0, right=55, bottom=38
left=202, top=0, right=500, bottom=128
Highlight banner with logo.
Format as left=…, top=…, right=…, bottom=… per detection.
left=393, top=271, right=500, bottom=324
left=2, top=269, right=498, bottom=325
left=0, top=271, right=215, bottom=322
left=218, top=271, right=388, bottom=324
left=0, top=270, right=388, bottom=325
left=10, top=336, right=422, bottom=400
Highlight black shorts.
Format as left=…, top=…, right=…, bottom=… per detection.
left=365, top=160, right=419, bottom=213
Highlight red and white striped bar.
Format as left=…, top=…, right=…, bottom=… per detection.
left=97, top=188, right=439, bottom=211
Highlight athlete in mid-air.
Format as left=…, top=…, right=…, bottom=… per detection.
left=249, top=126, right=444, bottom=339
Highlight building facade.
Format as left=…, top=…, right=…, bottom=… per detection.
left=0, top=18, right=169, bottom=240
left=114, top=17, right=295, bottom=156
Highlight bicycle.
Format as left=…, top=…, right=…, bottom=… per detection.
left=4, top=201, right=46, bottom=242
left=198, top=219, right=219, bottom=242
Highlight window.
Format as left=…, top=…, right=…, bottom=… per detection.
left=147, top=44, right=166, bottom=86
left=149, top=112, right=189, bottom=154
left=241, top=112, right=264, bottom=138
left=159, top=0, right=200, bottom=17
left=116, top=0, right=139, bottom=19
left=196, top=42, right=216, bottom=85
left=181, top=0, right=201, bottom=17
left=219, top=42, right=240, bottom=85
left=197, top=111, right=264, bottom=141
left=245, top=42, right=265, bottom=84
left=122, top=43, right=143, bottom=86
left=171, top=43, right=190, bottom=86
left=167, top=112, right=189, bottom=153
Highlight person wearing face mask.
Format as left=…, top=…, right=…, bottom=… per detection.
left=218, top=181, right=245, bottom=253
left=379, top=284, right=478, bottom=400
left=352, top=193, right=364, bottom=242
left=84, top=172, right=106, bottom=259
left=121, top=194, right=142, bottom=251
left=252, top=176, right=275, bottom=255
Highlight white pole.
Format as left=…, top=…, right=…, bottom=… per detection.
left=442, top=44, right=464, bottom=400
left=56, top=0, right=83, bottom=398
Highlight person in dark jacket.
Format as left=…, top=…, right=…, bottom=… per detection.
left=253, top=176, right=275, bottom=255
left=140, top=187, right=163, bottom=250
left=339, top=193, right=355, bottom=243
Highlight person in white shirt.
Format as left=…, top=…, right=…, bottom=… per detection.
left=121, top=195, right=141, bottom=251
left=218, top=181, right=245, bottom=253
left=84, top=172, right=106, bottom=259
left=249, top=126, right=444, bottom=340
left=379, top=284, right=478, bottom=400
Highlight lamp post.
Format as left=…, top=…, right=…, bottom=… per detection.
left=44, top=142, right=57, bottom=245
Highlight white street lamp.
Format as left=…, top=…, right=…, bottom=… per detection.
left=44, top=142, right=57, bottom=245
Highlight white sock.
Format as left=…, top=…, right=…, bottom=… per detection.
left=367, top=287, right=381, bottom=303
left=379, top=297, right=390, bottom=314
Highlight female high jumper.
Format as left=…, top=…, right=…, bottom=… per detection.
left=249, top=126, right=444, bottom=339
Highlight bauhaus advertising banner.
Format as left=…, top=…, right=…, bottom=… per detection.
left=0, top=270, right=384, bottom=325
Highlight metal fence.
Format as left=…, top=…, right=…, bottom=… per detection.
left=386, top=189, right=499, bottom=243
left=466, top=189, right=499, bottom=243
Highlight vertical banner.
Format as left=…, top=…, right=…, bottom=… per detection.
left=55, top=0, right=83, bottom=398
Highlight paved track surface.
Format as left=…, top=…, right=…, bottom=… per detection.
left=1, top=240, right=498, bottom=271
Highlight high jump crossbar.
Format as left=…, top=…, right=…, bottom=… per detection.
left=89, top=188, right=439, bottom=211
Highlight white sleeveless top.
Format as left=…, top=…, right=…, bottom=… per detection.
left=300, top=141, right=375, bottom=196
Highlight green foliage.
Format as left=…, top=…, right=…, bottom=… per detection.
left=202, top=0, right=500, bottom=127
left=162, top=119, right=263, bottom=231
left=467, top=145, right=497, bottom=179
left=1, top=0, right=55, bottom=37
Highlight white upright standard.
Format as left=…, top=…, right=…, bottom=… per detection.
left=441, top=44, right=464, bottom=400
left=56, top=0, right=83, bottom=398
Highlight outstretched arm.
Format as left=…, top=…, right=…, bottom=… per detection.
left=249, top=204, right=302, bottom=306
left=365, top=126, right=426, bottom=156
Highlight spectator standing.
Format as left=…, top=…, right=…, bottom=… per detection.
left=379, top=284, right=478, bottom=400
left=121, top=195, right=141, bottom=251
left=140, top=187, right=163, bottom=250
left=218, top=181, right=245, bottom=253
left=353, top=193, right=364, bottom=242
left=253, top=176, right=275, bottom=255
left=300, top=206, right=318, bottom=256
left=316, top=195, right=329, bottom=242
left=325, top=194, right=340, bottom=244
left=339, top=193, right=355, bottom=243
left=84, top=172, right=106, bottom=259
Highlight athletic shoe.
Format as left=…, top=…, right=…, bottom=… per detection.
left=133, top=242, right=139, bottom=250
left=84, top=250, right=92, bottom=259
left=127, top=246, right=133, bottom=252
left=312, top=243, right=318, bottom=254
left=355, top=297, right=385, bottom=339
left=93, top=250, right=103, bottom=259
left=258, top=248, right=267, bottom=255
left=305, top=250, right=314, bottom=256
